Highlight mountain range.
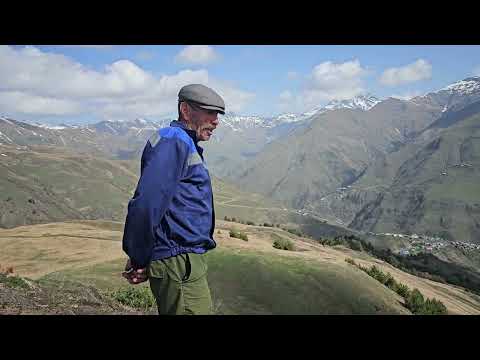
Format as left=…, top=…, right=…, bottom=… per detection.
left=234, top=77, right=480, bottom=243
left=1, top=77, right=480, bottom=246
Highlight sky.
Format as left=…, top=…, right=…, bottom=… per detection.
left=1, top=45, right=480, bottom=125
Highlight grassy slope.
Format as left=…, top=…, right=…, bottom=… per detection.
left=2, top=220, right=480, bottom=315
left=0, top=145, right=137, bottom=228
left=0, top=144, right=344, bottom=240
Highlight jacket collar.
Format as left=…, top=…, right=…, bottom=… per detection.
left=170, top=120, right=204, bottom=157
left=170, top=120, right=197, bottom=142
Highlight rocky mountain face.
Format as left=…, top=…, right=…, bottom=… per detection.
left=205, top=94, right=384, bottom=179
left=347, top=101, right=480, bottom=243
left=280, top=82, right=480, bottom=242
left=411, top=77, right=480, bottom=113
left=230, top=78, right=480, bottom=243
left=234, top=96, right=443, bottom=208
left=0, top=94, right=385, bottom=177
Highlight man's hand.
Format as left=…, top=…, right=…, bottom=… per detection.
left=122, top=259, right=148, bottom=285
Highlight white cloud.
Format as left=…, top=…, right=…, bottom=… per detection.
left=0, top=46, right=155, bottom=99
left=0, top=91, right=81, bottom=115
left=303, top=59, right=367, bottom=108
left=0, top=45, right=252, bottom=120
left=277, top=60, right=368, bottom=113
left=175, top=45, right=219, bottom=65
left=380, top=59, right=432, bottom=86
left=210, top=81, right=255, bottom=113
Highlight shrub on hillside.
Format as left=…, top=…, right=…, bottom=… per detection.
left=111, top=286, right=156, bottom=311
left=405, top=289, right=425, bottom=314
left=285, top=228, right=302, bottom=237
left=229, top=229, right=248, bottom=241
left=246, top=221, right=255, bottom=226
left=0, top=272, right=29, bottom=289
left=356, top=264, right=447, bottom=315
left=345, top=258, right=356, bottom=266
left=273, top=238, right=295, bottom=251
left=420, top=298, right=448, bottom=315
left=395, top=283, right=410, bottom=298
left=384, top=273, right=398, bottom=292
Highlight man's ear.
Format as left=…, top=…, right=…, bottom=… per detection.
left=180, top=102, right=190, bottom=121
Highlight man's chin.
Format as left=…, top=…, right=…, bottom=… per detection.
left=199, top=132, right=213, bottom=141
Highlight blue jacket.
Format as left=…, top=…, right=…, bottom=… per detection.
left=122, top=120, right=216, bottom=269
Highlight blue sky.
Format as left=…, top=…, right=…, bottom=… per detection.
left=1, top=45, right=480, bottom=124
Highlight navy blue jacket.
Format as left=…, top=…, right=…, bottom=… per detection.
left=122, top=120, right=216, bottom=269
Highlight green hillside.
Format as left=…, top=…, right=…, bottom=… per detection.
left=0, top=145, right=137, bottom=228
left=3, top=220, right=480, bottom=315
left=0, top=144, right=348, bottom=240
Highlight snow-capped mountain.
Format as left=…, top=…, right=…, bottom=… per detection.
left=36, top=123, right=69, bottom=130
left=218, top=113, right=269, bottom=131
left=411, top=77, right=480, bottom=113
left=2, top=94, right=384, bottom=139
left=441, top=77, right=480, bottom=95
left=273, top=113, right=305, bottom=123
left=85, top=118, right=170, bottom=136
left=3, top=76, right=479, bottom=148
left=323, top=94, right=381, bottom=111
left=268, top=112, right=316, bottom=127
left=266, top=94, right=382, bottom=128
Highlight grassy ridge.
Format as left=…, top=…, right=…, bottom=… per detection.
left=0, top=147, right=136, bottom=228
left=4, top=220, right=480, bottom=314
left=0, top=145, right=349, bottom=243
left=205, top=248, right=406, bottom=314
left=40, top=249, right=407, bottom=315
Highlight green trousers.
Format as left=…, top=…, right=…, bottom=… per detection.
left=147, top=252, right=213, bottom=315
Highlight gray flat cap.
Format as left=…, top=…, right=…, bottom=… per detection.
left=178, top=84, right=225, bottom=115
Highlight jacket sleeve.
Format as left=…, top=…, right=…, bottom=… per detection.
left=122, top=138, right=188, bottom=269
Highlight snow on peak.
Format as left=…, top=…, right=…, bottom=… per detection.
left=271, top=95, right=382, bottom=125
left=0, top=116, right=15, bottom=125
left=441, top=77, right=480, bottom=95
left=36, top=123, right=67, bottom=130
left=268, top=112, right=315, bottom=127
left=275, top=113, right=304, bottom=123
left=301, top=105, right=326, bottom=118
left=219, top=113, right=268, bottom=131
left=323, top=94, right=381, bottom=111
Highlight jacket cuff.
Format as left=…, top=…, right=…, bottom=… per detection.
left=130, top=259, right=145, bottom=270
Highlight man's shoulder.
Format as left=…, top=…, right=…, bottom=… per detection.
left=149, top=126, right=195, bottom=151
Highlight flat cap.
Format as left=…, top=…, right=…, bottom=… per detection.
left=178, top=84, right=225, bottom=115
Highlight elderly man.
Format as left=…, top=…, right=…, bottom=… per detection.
left=122, top=84, right=224, bottom=315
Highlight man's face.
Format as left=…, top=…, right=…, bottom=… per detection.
left=183, top=102, right=220, bottom=141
